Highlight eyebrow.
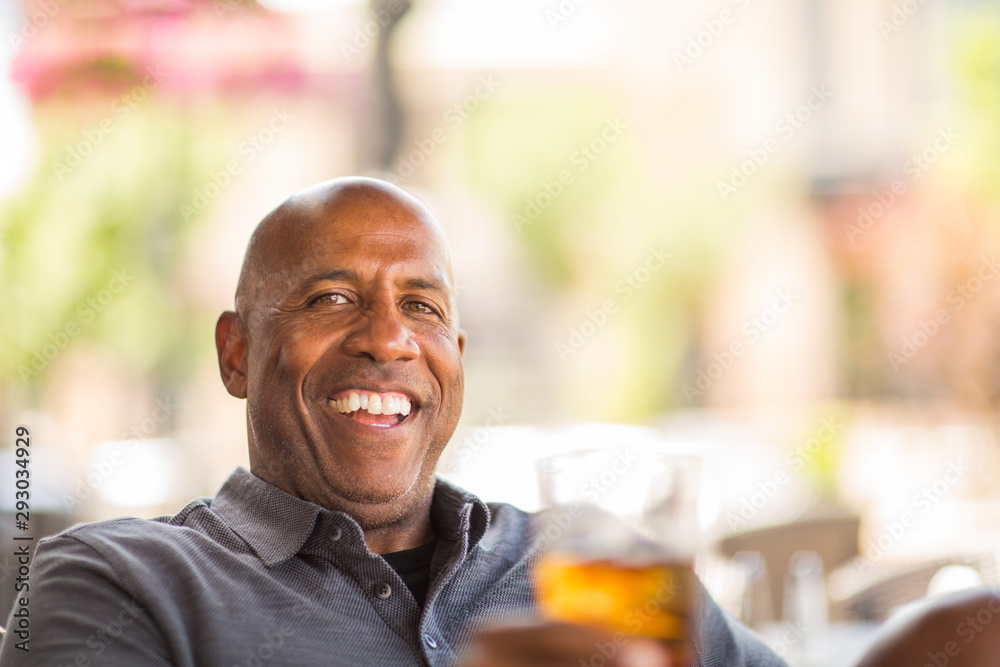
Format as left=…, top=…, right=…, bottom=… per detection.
left=301, top=270, right=451, bottom=297
left=401, top=277, right=449, bottom=296
left=301, top=269, right=360, bottom=287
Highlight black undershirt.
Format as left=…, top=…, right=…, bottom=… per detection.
left=381, top=539, right=437, bottom=608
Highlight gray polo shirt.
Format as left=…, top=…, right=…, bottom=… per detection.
left=0, top=468, right=785, bottom=666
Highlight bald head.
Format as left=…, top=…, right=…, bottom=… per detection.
left=235, top=177, right=455, bottom=329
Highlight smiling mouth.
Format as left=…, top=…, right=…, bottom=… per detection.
left=327, top=389, right=414, bottom=429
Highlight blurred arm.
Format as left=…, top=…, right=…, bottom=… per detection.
left=854, top=588, right=1000, bottom=667
left=460, top=621, right=676, bottom=667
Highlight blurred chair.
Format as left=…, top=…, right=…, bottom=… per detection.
left=853, top=588, right=1000, bottom=667
left=830, top=554, right=1000, bottom=622
left=720, top=514, right=861, bottom=623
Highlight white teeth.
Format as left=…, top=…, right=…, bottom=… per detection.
left=331, top=391, right=413, bottom=416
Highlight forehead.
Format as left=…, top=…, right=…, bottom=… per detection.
left=265, top=193, right=452, bottom=289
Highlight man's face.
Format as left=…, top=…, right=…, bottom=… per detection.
left=222, top=186, right=465, bottom=528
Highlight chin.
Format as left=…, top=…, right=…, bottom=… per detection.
left=331, top=465, right=429, bottom=506
left=342, top=482, right=431, bottom=531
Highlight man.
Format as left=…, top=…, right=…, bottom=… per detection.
left=0, top=177, right=784, bottom=666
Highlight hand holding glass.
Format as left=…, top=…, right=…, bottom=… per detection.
left=533, top=449, right=702, bottom=662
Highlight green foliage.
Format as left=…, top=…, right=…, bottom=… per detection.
left=949, top=10, right=1000, bottom=207
left=1, top=102, right=233, bottom=388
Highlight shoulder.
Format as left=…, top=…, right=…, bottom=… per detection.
left=485, top=501, right=534, bottom=528
left=54, top=496, right=212, bottom=546
left=38, top=496, right=245, bottom=579
left=480, top=501, right=537, bottom=555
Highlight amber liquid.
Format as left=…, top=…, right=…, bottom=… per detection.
left=535, top=554, right=695, bottom=663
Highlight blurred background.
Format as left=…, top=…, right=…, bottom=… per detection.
left=2, top=0, right=1000, bottom=664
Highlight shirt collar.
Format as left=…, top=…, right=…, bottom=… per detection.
left=430, top=476, right=492, bottom=549
left=211, top=467, right=492, bottom=567
left=211, top=467, right=321, bottom=567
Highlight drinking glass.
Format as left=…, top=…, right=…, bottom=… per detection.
left=533, top=447, right=702, bottom=662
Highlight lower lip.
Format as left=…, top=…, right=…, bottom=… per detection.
left=327, top=403, right=413, bottom=429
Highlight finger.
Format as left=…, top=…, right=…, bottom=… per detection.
left=462, top=623, right=620, bottom=667
left=617, top=638, right=676, bottom=667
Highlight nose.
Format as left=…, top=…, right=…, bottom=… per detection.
left=341, top=306, right=420, bottom=363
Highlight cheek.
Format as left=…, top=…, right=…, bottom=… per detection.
left=252, top=326, right=332, bottom=392
left=424, top=340, right=464, bottom=403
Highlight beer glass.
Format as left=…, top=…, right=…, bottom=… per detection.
left=533, top=447, right=702, bottom=662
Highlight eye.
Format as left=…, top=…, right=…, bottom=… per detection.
left=404, top=300, right=440, bottom=316
left=312, top=293, right=349, bottom=306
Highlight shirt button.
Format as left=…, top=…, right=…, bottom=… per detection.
left=330, top=526, right=342, bottom=542
left=423, top=634, right=438, bottom=649
left=375, top=583, right=392, bottom=599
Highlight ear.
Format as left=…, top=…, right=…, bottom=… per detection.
left=216, top=311, right=249, bottom=399
left=457, top=328, right=466, bottom=356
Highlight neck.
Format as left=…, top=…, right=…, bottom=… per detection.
left=361, top=496, right=436, bottom=554
left=248, top=456, right=440, bottom=554
left=364, top=511, right=437, bottom=554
